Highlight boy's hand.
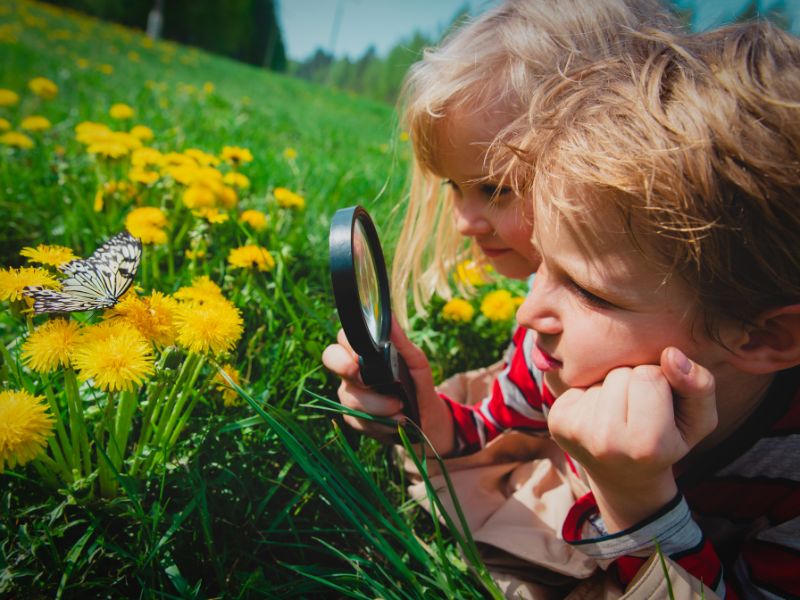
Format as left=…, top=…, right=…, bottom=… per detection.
left=547, top=347, right=717, bottom=532
left=321, top=319, right=455, bottom=454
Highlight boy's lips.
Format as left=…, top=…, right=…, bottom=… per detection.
left=532, top=342, right=562, bottom=372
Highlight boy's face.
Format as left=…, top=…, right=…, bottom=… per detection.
left=516, top=202, right=730, bottom=398
left=433, top=105, right=541, bottom=279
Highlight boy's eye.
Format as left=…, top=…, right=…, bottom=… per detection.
left=569, top=281, right=615, bottom=309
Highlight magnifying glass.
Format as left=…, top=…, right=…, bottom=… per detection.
left=329, top=205, right=420, bottom=427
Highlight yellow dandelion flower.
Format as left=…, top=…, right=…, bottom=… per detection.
left=99, top=64, right=114, bottom=75
left=28, top=77, right=58, bottom=100
left=213, top=363, right=243, bottom=406
left=182, top=184, right=216, bottom=209
left=223, top=171, right=250, bottom=189
left=162, top=151, right=197, bottom=168
left=93, top=188, right=104, bottom=212
left=87, top=140, right=129, bottom=159
left=109, top=103, right=135, bottom=120
left=76, top=57, right=90, bottom=69
left=0, top=267, right=59, bottom=302
left=184, top=148, right=220, bottom=167
left=184, top=248, right=206, bottom=260
left=0, top=89, right=19, bottom=107
left=202, top=81, right=215, bottom=94
left=480, top=290, right=520, bottom=322
left=20, top=116, right=51, bottom=132
left=454, top=260, right=492, bottom=286
left=0, top=118, right=10, bottom=131
left=282, top=147, right=297, bottom=160
left=0, top=132, right=34, bottom=150
left=441, top=298, right=475, bottom=322
left=220, top=145, right=253, bottom=165
left=399, top=131, right=410, bottom=142
left=174, top=276, right=224, bottom=304
left=125, top=208, right=167, bottom=245
left=129, top=125, right=154, bottom=141
left=227, top=244, right=275, bottom=272
left=239, top=209, right=267, bottom=231
left=0, top=390, right=54, bottom=473
left=273, top=187, right=305, bottom=210
left=71, top=321, right=155, bottom=392
left=106, top=291, right=178, bottom=347
left=127, top=50, right=140, bottom=62
left=20, top=244, right=78, bottom=267
left=217, top=185, right=238, bottom=209
left=192, top=207, right=229, bottom=224
left=131, top=147, right=163, bottom=168
left=174, top=297, right=243, bottom=355
left=75, top=121, right=111, bottom=145
left=128, top=167, right=159, bottom=185
left=21, top=318, right=82, bottom=373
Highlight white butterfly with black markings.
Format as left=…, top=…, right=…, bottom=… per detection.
left=24, top=230, right=142, bottom=315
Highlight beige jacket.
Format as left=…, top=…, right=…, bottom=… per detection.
left=400, top=363, right=720, bottom=599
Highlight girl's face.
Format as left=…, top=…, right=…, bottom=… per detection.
left=515, top=201, right=731, bottom=398
left=434, top=107, right=541, bottom=279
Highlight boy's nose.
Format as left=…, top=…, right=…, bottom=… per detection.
left=516, top=270, right=562, bottom=335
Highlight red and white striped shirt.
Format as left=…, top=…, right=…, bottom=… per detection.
left=440, top=326, right=800, bottom=598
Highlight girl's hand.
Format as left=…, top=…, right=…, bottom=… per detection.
left=547, top=347, right=717, bottom=532
left=321, top=318, right=455, bottom=454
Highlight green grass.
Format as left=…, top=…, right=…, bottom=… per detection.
left=0, top=1, right=521, bottom=597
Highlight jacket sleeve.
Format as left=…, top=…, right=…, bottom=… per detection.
left=440, top=327, right=552, bottom=455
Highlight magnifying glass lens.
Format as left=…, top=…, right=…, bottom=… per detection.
left=353, top=219, right=383, bottom=344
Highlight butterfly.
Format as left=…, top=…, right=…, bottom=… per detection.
left=24, top=230, right=142, bottom=315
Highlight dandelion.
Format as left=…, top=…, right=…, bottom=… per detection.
left=28, top=77, right=58, bottom=100
left=441, top=298, right=475, bottom=322
left=0, top=89, right=19, bottom=107
left=174, top=275, right=225, bottom=304
left=213, top=363, right=243, bottom=406
left=202, top=81, right=215, bottom=94
left=239, top=209, right=267, bottom=231
left=72, top=321, right=155, bottom=392
left=223, top=171, right=250, bottom=189
left=99, top=64, right=114, bottom=75
left=87, top=140, right=130, bottom=159
left=0, top=267, right=59, bottom=302
left=480, top=290, right=521, bottom=322
left=282, top=147, right=297, bottom=160
left=227, top=244, right=275, bottom=272
left=273, top=187, right=305, bottom=210
left=107, top=291, right=178, bottom=347
left=75, top=121, right=112, bottom=145
left=399, top=131, right=410, bottom=142
left=184, top=148, right=220, bottom=167
left=217, top=185, right=238, bottom=209
left=129, top=125, right=153, bottom=141
left=128, top=167, right=159, bottom=185
left=182, top=184, right=216, bottom=209
left=0, top=118, right=10, bottom=131
left=454, top=260, right=492, bottom=286
left=20, top=244, right=78, bottom=267
left=76, top=57, right=89, bottom=69
left=125, top=207, right=168, bottom=245
left=193, top=207, right=229, bottom=224
left=131, top=147, right=163, bottom=168
left=174, top=297, right=243, bottom=355
left=0, top=390, right=54, bottom=473
left=20, top=116, right=51, bottom=132
left=21, top=318, right=82, bottom=373
left=0, top=132, right=34, bottom=150
left=220, top=145, right=253, bottom=166
left=109, top=103, right=135, bottom=120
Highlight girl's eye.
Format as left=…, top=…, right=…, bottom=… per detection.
left=443, top=179, right=461, bottom=194
left=569, top=281, right=615, bottom=309
left=480, top=183, right=512, bottom=199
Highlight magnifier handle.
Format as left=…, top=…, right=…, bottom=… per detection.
left=358, top=344, right=420, bottom=427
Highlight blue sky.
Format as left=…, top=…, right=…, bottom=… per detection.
left=276, top=0, right=500, bottom=61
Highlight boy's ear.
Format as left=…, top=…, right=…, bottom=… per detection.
left=727, top=305, right=800, bottom=374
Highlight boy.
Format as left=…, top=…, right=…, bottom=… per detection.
left=502, top=22, right=800, bottom=597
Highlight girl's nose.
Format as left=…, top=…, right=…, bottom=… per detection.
left=515, top=268, right=562, bottom=335
left=453, top=193, right=493, bottom=237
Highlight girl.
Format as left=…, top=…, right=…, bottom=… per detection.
left=324, top=0, right=680, bottom=443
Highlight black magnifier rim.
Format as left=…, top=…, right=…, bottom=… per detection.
left=329, top=205, right=392, bottom=358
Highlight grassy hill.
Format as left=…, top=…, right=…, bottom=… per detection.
left=0, top=2, right=519, bottom=597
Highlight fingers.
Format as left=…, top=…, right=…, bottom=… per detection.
left=660, top=347, right=718, bottom=445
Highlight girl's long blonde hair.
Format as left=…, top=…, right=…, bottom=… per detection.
left=392, top=0, right=679, bottom=325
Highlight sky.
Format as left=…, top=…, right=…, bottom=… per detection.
left=276, top=0, right=500, bottom=61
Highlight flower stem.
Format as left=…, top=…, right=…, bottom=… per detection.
left=42, top=378, right=74, bottom=476
left=96, top=391, right=117, bottom=498
left=64, top=369, right=91, bottom=479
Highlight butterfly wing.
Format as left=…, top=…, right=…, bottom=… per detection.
left=26, top=230, right=142, bottom=314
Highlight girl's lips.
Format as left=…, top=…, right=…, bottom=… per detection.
left=479, top=246, right=509, bottom=258
left=532, top=343, right=562, bottom=372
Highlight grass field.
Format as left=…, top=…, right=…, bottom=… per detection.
left=0, top=1, right=526, bottom=597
